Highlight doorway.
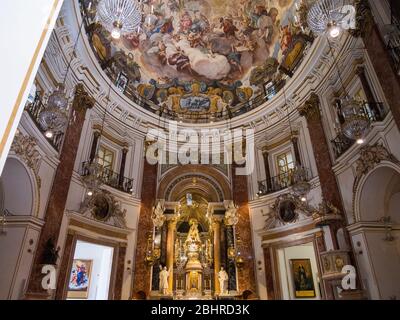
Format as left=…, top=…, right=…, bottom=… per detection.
left=67, top=240, right=114, bottom=300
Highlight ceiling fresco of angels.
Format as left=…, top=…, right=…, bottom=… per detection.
left=81, top=0, right=311, bottom=120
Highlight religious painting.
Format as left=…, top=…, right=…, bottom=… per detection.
left=290, top=259, right=316, bottom=298
left=80, top=0, right=312, bottom=117
left=116, top=72, right=129, bottom=93
left=67, top=259, right=93, bottom=299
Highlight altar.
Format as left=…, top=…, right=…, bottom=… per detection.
left=148, top=196, right=240, bottom=300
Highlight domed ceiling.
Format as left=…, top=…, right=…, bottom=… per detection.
left=80, top=0, right=312, bottom=122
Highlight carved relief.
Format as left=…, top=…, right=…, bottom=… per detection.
left=10, top=130, right=42, bottom=189
left=224, top=201, right=239, bottom=226
left=80, top=190, right=127, bottom=228
left=265, top=194, right=313, bottom=230
left=355, top=143, right=397, bottom=180
left=72, top=84, right=95, bottom=113
left=152, top=200, right=166, bottom=229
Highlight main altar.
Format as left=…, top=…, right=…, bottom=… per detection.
left=147, top=195, right=241, bottom=300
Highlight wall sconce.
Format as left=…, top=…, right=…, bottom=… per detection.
left=235, top=237, right=244, bottom=270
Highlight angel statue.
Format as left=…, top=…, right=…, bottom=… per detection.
left=224, top=201, right=239, bottom=226
left=152, top=201, right=166, bottom=229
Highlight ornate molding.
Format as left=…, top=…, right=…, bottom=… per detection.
left=298, top=93, right=321, bottom=121
left=79, top=189, right=127, bottom=228
left=355, top=143, right=398, bottom=182
left=72, top=84, right=95, bottom=113
left=265, top=194, right=314, bottom=230
left=10, top=130, right=42, bottom=189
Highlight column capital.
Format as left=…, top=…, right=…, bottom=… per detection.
left=261, top=146, right=269, bottom=155
left=72, top=84, right=95, bottom=112
left=299, top=93, right=321, bottom=121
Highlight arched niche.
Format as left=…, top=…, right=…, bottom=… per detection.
left=0, top=157, right=37, bottom=216
left=355, top=163, right=400, bottom=223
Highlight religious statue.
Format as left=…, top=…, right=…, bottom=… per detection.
left=218, top=267, right=229, bottom=295
left=159, top=266, right=170, bottom=295
left=224, top=201, right=239, bottom=226
left=152, top=201, right=166, bottom=229
left=185, top=219, right=201, bottom=249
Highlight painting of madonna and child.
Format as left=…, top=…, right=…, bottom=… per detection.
left=86, top=0, right=306, bottom=90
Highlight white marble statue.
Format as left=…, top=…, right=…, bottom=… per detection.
left=159, top=266, right=170, bottom=295
left=218, top=267, right=229, bottom=295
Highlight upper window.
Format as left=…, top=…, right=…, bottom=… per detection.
left=277, top=152, right=295, bottom=176
left=97, top=146, right=114, bottom=171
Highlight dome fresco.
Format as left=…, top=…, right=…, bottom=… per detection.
left=80, top=0, right=312, bottom=122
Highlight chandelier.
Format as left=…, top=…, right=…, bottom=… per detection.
left=307, top=0, right=350, bottom=38
left=340, top=98, right=370, bottom=144
left=39, top=84, right=69, bottom=138
left=97, top=0, right=142, bottom=40
left=291, top=165, right=311, bottom=201
left=81, top=161, right=104, bottom=196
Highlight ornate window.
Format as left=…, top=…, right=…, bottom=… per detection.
left=97, top=146, right=114, bottom=171
left=277, top=151, right=295, bottom=187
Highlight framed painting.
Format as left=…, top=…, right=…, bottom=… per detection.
left=67, top=259, right=93, bottom=299
left=290, top=259, right=316, bottom=298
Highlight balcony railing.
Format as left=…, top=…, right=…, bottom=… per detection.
left=257, top=168, right=311, bottom=196
left=80, top=161, right=134, bottom=194
left=25, top=93, right=64, bottom=151
left=331, top=102, right=388, bottom=159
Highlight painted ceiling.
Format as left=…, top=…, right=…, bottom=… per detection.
left=81, top=0, right=312, bottom=122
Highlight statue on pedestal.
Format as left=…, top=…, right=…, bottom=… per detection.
left=159, top=266, right=170, bottom=295
left=218, top=267, right=229, bottom=295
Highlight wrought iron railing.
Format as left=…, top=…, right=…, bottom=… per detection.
left=24, top=93, right=64, bottom=151
left=257, top=168, right=311, bottom=196
left=331, top=102, right=388, bottom=158
left=80, top=161, right=134, bottom=194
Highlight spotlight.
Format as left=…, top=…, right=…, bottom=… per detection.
left=356, top=138, right=364, bottom=145
left=45, top=130, right=54, bottom=139
left=87, top=191, right=94, bottom=197
left=328, top=22, right=341, bottom=39
left=301, top=197, right=307, bottom=202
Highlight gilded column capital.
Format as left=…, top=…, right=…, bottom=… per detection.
left=298, top=93, right=321, bottom=121
left=72, top=84, right=95, bottom=112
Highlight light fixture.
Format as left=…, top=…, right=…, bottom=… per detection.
left=328, top=21, right=341, bottom=38
left=307, top=0, right=348, bottom=37
left=97, top=0, right=142, bottom=39
left=292, top=165, right=312, bottom=198
left=87, top=191, right=94, bottom=197
left=39, top=18, right=86, bottom=135
left=45, top=130, right=54, bottom=139
left=39, top=85, right=69, bottom=135
left=340, top=98, right=370, bottom=141
left=301, top=197, right=307, bottom=202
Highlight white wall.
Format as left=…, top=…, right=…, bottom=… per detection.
left=277, top=243, right=321, bottom=300
left=70, top=240, right=114, bottom=300
left=0, top=0, right=63, bottom=173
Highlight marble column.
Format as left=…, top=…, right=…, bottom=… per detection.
left=357, top=6, right=400, bottom=130
left=132, top=160, right=158, bottom=297
left=291, top=136, right=302, bottom=165
left=89, top=131, right=100, bottom=163
left=231, top=163, right=257, bottom=295
left=166, top=218, right=177, bottom=293
left=118, top=148, right=128, bottom=187
left=114, top=245, right=127, bottom=300
left=212, top=217, right=222, bottom=294
left=262, top=147, right=272, bottom=190
left=55, top=231, right=76, bottom=300
left=25, top=84, right=94, bottom=299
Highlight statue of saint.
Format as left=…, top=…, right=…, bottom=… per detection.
left=159, top=266, right=170, bottom=295
left=218, top=267, right=229, bottom=295
left=185, top=219, right=201, bottom=248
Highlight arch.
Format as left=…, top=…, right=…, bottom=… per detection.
left=157, top=165, right=232, bottom=201
left=1, top=156, right=40, bottom=217
left=354, top=162, right=400, bottom=223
